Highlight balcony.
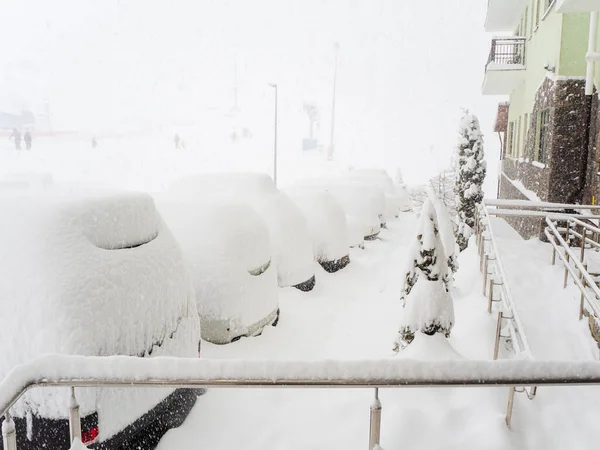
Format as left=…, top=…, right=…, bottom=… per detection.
left=482, top=37, right=527, bottom=96
left=485, top=0, right=529, bottom=31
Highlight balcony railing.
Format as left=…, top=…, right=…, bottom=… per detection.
left=486, top=37, right=527, bottom=68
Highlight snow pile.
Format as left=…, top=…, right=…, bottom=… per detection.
left=397, top=200, right=454, bottom=349
left=155, top=195, right=279, bottom=344
left=0, top=188, right=199, bottom=440
left=295, top=177, right=383, bottom=239
left=284, top=188, right=350, bottom=268
left=398, top=333, right=464, bottom=361
left=170, top=173, right=315, bottom=288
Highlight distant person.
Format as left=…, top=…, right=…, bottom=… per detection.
left=173, top=134, right=180, bottom=149
left=10, top=128, right=21, bottom=150
left=91, top=137, right=98, bottom=148
left=24, top=131, right=32, bottom=150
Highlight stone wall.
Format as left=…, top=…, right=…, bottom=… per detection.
left=498, top=169, right=545, bottom=239
left=547, top=79, right=589, bottom=203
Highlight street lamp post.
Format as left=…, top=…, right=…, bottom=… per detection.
left=269, top=83, right=278, bottom=186
left=328, top=42, right=340, bottom=161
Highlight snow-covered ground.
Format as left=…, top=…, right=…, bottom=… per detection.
left=2, top=136, right=600, bottom=449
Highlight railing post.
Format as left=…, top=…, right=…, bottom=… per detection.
left=2, top=411, right=18, bottom=450
left=493, top=311, right=503, bottom=360
left=69, top=387, right=81, bottom=444
left=487, top=278, right=495, bottom=313
left=551, top=246, right=556, bottom=265
left=505, top=387, right=516, bottom=429
left=369, top=388, right=382, bottom=450
left=480, top=237, right=488, bottom=273
left=564, top=251, right=570, bottom=289
left=580, top=227, right=587, bottom=264
left=580, top=263, right=588, bottom=321
left=482, top=255, right=490, bottom=296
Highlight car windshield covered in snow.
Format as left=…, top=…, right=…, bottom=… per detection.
left=3, top=1, right=600, bottom=450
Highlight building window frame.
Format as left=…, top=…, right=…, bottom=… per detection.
left=535, top=0, right=541, bottom=29
left=508, top=121, right=515, bottom=157
left=516, top=116, right=522, bottom=158
left=535, top=109, right=550, bottom=164
left=523, top=112, right=529, bottom=158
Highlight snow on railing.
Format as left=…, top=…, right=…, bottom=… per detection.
left=5, top=356, right=600, bottom=449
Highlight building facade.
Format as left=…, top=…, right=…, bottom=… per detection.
left=483, top=0, right=600, bottom=236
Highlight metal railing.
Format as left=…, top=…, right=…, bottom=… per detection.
left=486, top=37, right=527, bottom=68
left=545, top=216, right=600, bottom=339
left=4, top=357, right=600, bottom=450
left=474, top=204, right=536, bottom=427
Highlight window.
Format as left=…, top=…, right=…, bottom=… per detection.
left=508, top=121, right=515, bottom=157
left=535, top=109, right=550, bottom=163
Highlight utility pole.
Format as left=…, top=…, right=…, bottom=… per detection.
left=328, top=42, right=340, bottom=161
left=269, top=83, right=278, bottom=186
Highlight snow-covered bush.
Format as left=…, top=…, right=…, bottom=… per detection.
left=0, top=188, right=199, bottom=440
left=285, top=189, right=350, bottom=272
left=396, top=199, right=454, bottom=350
left=170, top=173, right=316, bottom=290
left=430, top=191, right=458, bottom=274
left=455, top=113, right=486, bottom=251
left=156, top=196, right=279, bottom=344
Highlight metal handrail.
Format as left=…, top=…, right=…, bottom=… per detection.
left=4, top=356, right=600, bottom=449
left=478, top=205, right=531, bottom=357
left=545, top=217, right=600, bottom=321
left=476, top=203, right=537, bottom=428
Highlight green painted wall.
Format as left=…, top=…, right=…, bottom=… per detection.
left=506, top=2, right=564, bottom=156
left=558, top=13, right=590, bottom=76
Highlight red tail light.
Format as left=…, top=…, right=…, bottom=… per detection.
left=82, top=426, right=99, bottom=444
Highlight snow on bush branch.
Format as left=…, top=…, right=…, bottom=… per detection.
left=455, top=112, right=486, bottom=252
left=395, top=199, right=454, bottom=350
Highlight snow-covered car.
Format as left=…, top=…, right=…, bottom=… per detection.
left=156, top=197, right=279, bottom=344
left=170, top=173, right=316, bottom=291
left=347, top=168, right=412, bottom=218
left=285, top=189, right=350, bottom=272
left=0, top=188, right=201, bottom=450
left=296, top=178, right=383, bottom=240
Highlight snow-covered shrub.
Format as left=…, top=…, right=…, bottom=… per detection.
left=396, top=199, right=454, bottom=349
left=0, top=188, right=199, bottom=439
left=429, top=191, right=458, bottom=274
left=285, top=189, right=350, bottom=271
left=455, top=113, right=486, bottom=251
left=156, top=196, right=279, bottom=344
left=347, top=168, right=411, bottom=217
left=170, top=173, right=316, bottom=289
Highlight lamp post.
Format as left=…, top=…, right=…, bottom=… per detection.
left=328, top=42, right=340, bottom=161
left=269, top=83, right=278, bottom=186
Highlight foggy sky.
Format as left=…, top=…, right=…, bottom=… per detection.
left=0, top=0, right=503, bottom=186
